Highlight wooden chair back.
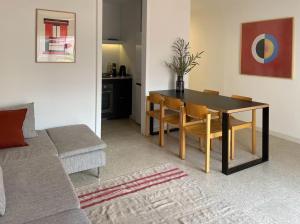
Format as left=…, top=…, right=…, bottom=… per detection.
left=164, top=96, right=184, bottom=111
left=148, top=93, right=164, bottom=105
left=232, top=95, right=252, bottom=102
left=145, top=93, right=164, bottom=139
left=185, top=103, right=209, bottom=120
left=203, top=89, right=220, bottom=95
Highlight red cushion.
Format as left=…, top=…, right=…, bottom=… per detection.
left=0, top=109, right=28, bottom=149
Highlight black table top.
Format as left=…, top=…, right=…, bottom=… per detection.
left=150, top=89, right=269, bottom=113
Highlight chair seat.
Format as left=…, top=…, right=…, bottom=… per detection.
left=230, top=117, right=252, bottom=129
left=148, top=109, right=177, bottom=119
left=185, top=120, right=223, bottom=138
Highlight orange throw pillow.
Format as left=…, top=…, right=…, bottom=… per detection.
left=0, top=109, right=28, bottom=149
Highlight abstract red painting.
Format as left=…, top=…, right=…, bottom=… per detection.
left=241, top=18, right=293, bottom=79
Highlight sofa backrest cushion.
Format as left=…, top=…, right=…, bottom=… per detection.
left=0, top=103, right=37, bottom=139
left=0, top=165, right=5, bottom=216
left=0, top=109, right=28, bottom=149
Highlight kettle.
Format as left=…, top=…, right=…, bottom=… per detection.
left=119, top=65, right=127, bottom=77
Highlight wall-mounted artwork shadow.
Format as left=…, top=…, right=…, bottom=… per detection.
left=241, top=18, right=293, bottom=79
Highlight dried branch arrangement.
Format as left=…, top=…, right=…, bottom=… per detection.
left=165, top=38, right=204, bottom=76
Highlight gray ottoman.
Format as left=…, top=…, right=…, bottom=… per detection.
left=47, top=125, right=106, bottom=178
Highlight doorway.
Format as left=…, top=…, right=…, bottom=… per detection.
left=100, top=0, right=144, bottom=136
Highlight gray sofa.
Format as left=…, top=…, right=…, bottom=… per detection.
left=0, top=103, right=106, bottom=224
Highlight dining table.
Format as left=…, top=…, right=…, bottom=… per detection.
left=149, top=89, right=269, bottom=175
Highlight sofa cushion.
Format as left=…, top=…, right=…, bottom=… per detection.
left=0, top=155, right=79, bottom=224
left=0, top=109, right=28, bottom=149
left=0, top=103, right=37, bottom=139
left=24, top=209, right=90, bottom=224
left=47, top=124, right=107, bottom=158
left=0, top=166, right=5, bottom=216
left=0, top=130, right=58, bottom=166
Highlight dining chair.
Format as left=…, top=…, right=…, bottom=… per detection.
left=202, top=89, right=222, bottom=147
left=180, top=103, right=231, bottom=173
left=230, top=95, right=256, bottom=160
left=145, top=93, right=165, bottom=146
left=162, top=96, right=184, bottom=146
left=164, top=96, right=185, bottom=133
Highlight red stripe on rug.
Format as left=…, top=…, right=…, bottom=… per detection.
left=81, top=174, right=188, bottom=209
left=80, top=170, right=185, bottom=204
left=78, top=167, right=180, bottom=198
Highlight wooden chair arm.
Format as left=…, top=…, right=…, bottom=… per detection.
left=183, top=120, right=204, bottom=127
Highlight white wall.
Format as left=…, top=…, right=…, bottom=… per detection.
left=189, top=1, right=225, bottom=93
left=191, top=0, right=300, bottom=141
left=120, top=0, right=141, bottom=75
left=102, top=44, right=122, bottom=73
left=145, top=0, right=191, bottom=92
left=0, top=0, right=192, bottom=135
left=141, top=0, right=191, bottom=133
left=120, top=0, right=142, bottom=123
left=102, top=1, right=122, bottom=73
left=102, top=0, right=121, bottom=40
left=0, top=0, right=99, bottom=132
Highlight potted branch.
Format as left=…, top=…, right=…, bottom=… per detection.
left=165, top=38, right=204, bottom=93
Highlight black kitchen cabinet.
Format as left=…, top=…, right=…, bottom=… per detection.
left=102, top=77, right=132, bottom=119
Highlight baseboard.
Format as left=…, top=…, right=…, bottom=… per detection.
left=256, top=127, right=300, bottom=144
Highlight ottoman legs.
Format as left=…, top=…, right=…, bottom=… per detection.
left=97, top=167, right=101, bottom=179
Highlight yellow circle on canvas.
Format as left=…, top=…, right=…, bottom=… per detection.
left=264, top=39, right=275, bottom=59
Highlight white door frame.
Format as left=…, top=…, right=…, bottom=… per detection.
left=95, top=0, right=103, bottom=137
left=140, top=0, right=149, bottom=135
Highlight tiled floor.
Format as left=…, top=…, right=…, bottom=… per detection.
left=71, top=119, right=300, bottom=223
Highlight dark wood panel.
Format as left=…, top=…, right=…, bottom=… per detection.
left=102, top=78, right=132, bottom=119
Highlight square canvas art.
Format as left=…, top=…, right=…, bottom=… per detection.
left=241, top=18, right=293, bottom=78
left=36, top=9, right=76, bottom=63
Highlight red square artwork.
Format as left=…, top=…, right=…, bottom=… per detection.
left=241, top=18, right=293, bottom=78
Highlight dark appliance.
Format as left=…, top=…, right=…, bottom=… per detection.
left=102, top=78, right=132, bottom=119
left=112, top=63, right=117, bottom=77
left=102, top=83, right=114, bottom=115
left=119, top=65, right=127, bottom=77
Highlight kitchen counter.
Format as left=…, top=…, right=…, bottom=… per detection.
left=102, top=74, right=132, bottom=80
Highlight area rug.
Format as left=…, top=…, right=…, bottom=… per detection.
left=76, top=164, right=274, bottom=224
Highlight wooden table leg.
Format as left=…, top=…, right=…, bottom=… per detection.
left=231, top=128, right=235, bottom=160
left=205, top=115, right=211, bottom=173
left=179, top=127, right=186, bottom=160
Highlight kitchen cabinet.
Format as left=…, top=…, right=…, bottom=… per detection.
left=102, top=77, right=132, bottom=119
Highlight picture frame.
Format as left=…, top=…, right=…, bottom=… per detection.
left=36, top=9, right=76, bottom=63
left=240, top=18, right=293, bottom=79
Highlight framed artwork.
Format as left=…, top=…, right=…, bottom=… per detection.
left=36, top=9, right=76, bottom=63
left=241, top=18, right=293, bottom=79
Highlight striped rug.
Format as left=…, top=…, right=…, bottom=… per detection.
left=76, top=164, right=275, bottom=224
left=77, top=165, right=188, bottom=209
